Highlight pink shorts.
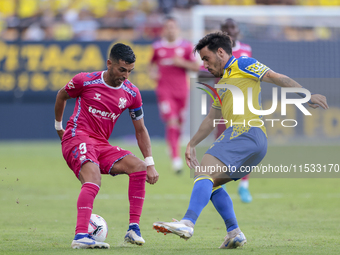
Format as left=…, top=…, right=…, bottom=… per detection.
left=62, top=135, right=132, bottom=178
left=157, top=93, right=187, bottom=123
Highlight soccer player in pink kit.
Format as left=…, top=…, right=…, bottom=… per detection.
left=150, top=16, right=200, bottom=173
left=54, top=43, right=159, bottom=249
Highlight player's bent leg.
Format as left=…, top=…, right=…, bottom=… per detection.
left=153, top=219, right=194, bottom=240
left=210, top=185, right=246, bottom=249
left=73, top=162, right=107, bottom=248
left=199, top=154, right=247, bottom=249
left=158, top=96, right=183, bottom=173
left=214, top=126, right=228, bottom=189
left=110, top=154, right=146, bottom=175
left=153, top=174, right=213, bottom=240
left=166, top=118, right=183, bottom=174
left=78, top=161, right=102, bottom=186
left=110, top=155, right=147, bottom=245
left=200, top=154, right=233, bottom=187
left=153, top=155, right=222, bottom=240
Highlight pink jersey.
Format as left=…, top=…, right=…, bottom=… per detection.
left=63, top=71, right=143, bottom=141
left=232, top=41, right=252, bottom=58
left=199, top=40, right=252, bottom=71
left=151, top=39, right=196, bottom=97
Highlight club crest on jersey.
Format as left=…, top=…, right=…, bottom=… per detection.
left=118, top=97, right=127, bottom=109
left=68, top=80, right=75, bottom=89
left=94, top=93, right=101, bottom=100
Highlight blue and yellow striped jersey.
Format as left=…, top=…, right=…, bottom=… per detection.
left=212, top=56, right=270, bottom=137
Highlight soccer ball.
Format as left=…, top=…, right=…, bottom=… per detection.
left=88, top=214, right=108, bottom=242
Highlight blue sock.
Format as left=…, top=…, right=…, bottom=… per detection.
left=182, top=176, right=213, bottom=225
left=210, top=186, right=238, bottom=232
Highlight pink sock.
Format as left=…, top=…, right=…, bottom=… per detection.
left=166, top=126, right=180, bottom=159
left=75, top=182, right=100, bottom=234
left=175, top=126, right=181, bottom=149
left=128, top=171, right=147, bottom=224
left=241, top=175, right=249, bottom=181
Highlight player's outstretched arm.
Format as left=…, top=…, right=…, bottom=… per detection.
left=54, top=87, right=71, bottom=140
left=148, top=63, right=159, bottom=82
left=133, top=118, right=159, bottom=185
left=173, top=56, right=200, bottom=72
left=185, top=107, right=222, bottom=169
left=262, top=70, right=329, bottom=110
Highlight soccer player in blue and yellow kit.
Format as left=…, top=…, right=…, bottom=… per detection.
left=153, top=32, right=328, bottom=249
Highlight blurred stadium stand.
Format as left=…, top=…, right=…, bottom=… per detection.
left=1, top=0, right=339, bottom=41
left=0, top=2, right=339, bottom=140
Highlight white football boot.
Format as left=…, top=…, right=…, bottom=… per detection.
left=124, top=224, right=145, bottom=246
left=172, top=157, right=183, bottom=174
left=153, top=220, right=194, bottom=240
left=71, top=233, right=110, bottom=249
left=219, top=232, right=247, bottom=249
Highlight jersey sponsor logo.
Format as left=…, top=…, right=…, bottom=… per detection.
left=121, top=84, right=137, bottom=97
left=160, top=58, right=174, bottom=66
left=94, top=93, right=101, bottom=100
left=118, top=97, right=127, bottom=109
left=245, top=61, right=268, bottom=76
left=84, top=78, right=102, bottom=86
left=88, top=106, right=120, bottom=122
left=68, top=80, right=75, bottom=89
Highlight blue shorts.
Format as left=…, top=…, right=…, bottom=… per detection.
left=205, top=126, right=267, bottom=180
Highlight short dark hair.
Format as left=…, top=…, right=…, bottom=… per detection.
left=194, top=32, right=232, bottom=56
left=109, top=43, right=136, bottom=64
left=220, top=18, right=237, bottom=30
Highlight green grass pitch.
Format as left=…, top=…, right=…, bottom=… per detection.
left=1, top=140, right=340, bottom=254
